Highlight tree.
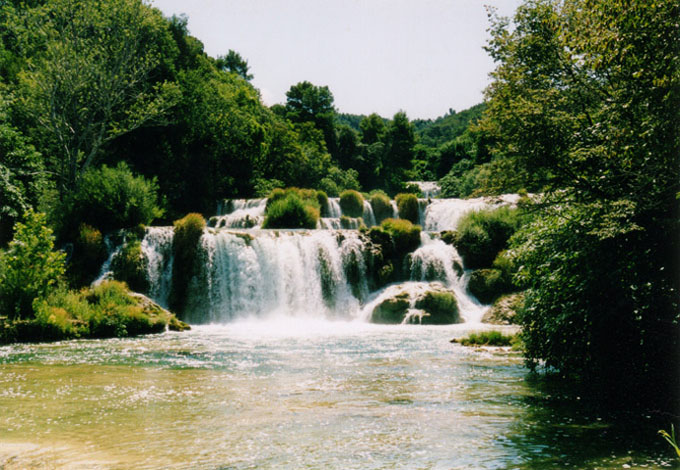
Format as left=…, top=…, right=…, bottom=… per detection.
left=284, top=81, right=337, bottom=156
left=0, top=103, right=47, bottom=244
left=0, top=210, right=65, bottom=319
left=383, top=111, right=416, bottom=191
left=215, top=50, right=253, bottom=81
left=359, top=113, right=386, bottom=145
left=15, top=0, right=180, bottom=196
left=482, top=0, right=680, bottom=408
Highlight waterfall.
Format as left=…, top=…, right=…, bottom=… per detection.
left=362, top=200, right=376, bottom=227
left=408, top=181, right=441, bottom=198
left=119, top=190, right=525, bottom=325
left=140, top=227, right=174, bottom=308
left=423, top=194, right=520, bottom=231
left=181, top=230, right=365, bottom=323
left=409, top=233, right=486, bottom=322
left=210, top=199, right=267, bottom=229
left=327, top=198, right=342, bottom=218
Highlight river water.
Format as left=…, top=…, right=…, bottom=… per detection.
left=0, top=320, right=674, bottom=469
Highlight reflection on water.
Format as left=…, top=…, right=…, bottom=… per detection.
left=0, top=321, right=676, bottom=469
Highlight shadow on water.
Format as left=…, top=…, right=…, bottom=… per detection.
left=501, top=374, right=680, bottom=469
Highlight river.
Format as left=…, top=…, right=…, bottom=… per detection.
left=0, top=320, right=674, bottom=469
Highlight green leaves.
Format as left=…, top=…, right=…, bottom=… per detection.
left=0, top=210, right=65, bottom=319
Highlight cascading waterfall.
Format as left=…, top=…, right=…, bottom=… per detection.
left=140, top=227, right=174, bottom=308
left=409, top=233, right=486, bottom=322
left=423, top=194, right=520, bottom=231
left=181, top=230, right=365, bottom=323
left=115, top=191, right=522, bottom=324
left=211, top=199, right=267, bottom=229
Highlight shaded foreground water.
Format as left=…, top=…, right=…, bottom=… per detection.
left=0, top=321, right=675, bottom=469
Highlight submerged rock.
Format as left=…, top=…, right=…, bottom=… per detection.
left=369, top=282, right=461, bottom=325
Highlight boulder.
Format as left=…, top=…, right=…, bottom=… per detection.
left=128, top=292, right=191, bottom=331
left=370, top=282, right=461, bottom=325
left=467, top=268, right=513, bottom=304
left=481, top=292, right=524, bottom=325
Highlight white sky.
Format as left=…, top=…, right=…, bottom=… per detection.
left=150, top=0, right=522, bottom=120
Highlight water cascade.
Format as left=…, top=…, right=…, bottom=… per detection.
left=119, top=192, right=520, bottom=324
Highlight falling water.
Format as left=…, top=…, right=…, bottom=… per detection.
left=181, top=230, right=365, bottom=323
left=140, top=227, right=174, bottom=309
left=116, top=191, right=527, bottom=324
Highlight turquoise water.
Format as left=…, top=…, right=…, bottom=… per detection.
left=0, top=320, right=676, bottom=469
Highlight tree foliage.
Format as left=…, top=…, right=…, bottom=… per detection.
left=13, top=0, right=180, bottom=195
left=482, top=0, right=680, bottom=407
left=0, top=210, right=65, bottom=319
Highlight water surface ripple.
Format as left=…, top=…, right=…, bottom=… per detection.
left=0, top=322, right=674, bottom=469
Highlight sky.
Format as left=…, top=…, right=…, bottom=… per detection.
left=150, top=0, right=522, bottom=120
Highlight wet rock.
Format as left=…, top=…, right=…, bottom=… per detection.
left=369, top=282, right=461, bottom=325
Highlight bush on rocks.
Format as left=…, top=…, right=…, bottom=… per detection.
left=111, top=240, right=149, bottom=293
left=395, top=193, right=419, bottom=224
left=380, top=218, right=421, bottom=255
left=339, top=189, right=365, bottom=218
left=369, top=191, right=393, bottom=224
left=467, top=268, right=513, bottom=304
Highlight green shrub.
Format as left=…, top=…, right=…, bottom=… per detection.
left=369, top=191, right=393, bottom=224
left=395, top=193, right=419, bottom=224
left=316, top=190, right=329, bottom=217
left=63, top=162, right=164, bottom=234
left=111, top=240, right=149, bottom=293
left=455, top=206, right=522, bottom=269
left=171, top=213, right=206, bottom=313
left=26, top=280, right=179, bottom=343
left=339, top=190, right=364, bottom=218
left=0, top=210, right=65, bottom=319
left=380, top=218, right=421, bottom=254
left=263, top=194, right=319, bottom=229
left=467, top=268, right=513, bottom=304
left=455, top=330, right=519, bottom=347
left=68, top=224, right=108, bottom=287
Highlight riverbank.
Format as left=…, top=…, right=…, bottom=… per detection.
left=0, top=281, right=188, bottom=345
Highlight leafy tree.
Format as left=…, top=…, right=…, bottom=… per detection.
left=215, top=49, right=253, bottom=81
left=61, top=162, right=164, bottom=234
left=284, top=81, right=337, bottom=156
left=359, top=113, right=387, bottom=145
left=383, top=111, right=416, bottom=191
left=14, top=0, right=181, bottom=196
left=482, top=0, right=680, bottom=407
left=0, top=103, right=47, bottom=244
left=0, top=210, right=65, bottom=319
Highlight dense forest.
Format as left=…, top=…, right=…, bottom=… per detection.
left=0, top=0, right=678, bottom=417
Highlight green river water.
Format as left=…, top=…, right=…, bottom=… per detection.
left=0, top=320, right=676, bottom=469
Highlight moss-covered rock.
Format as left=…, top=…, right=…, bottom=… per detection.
left=413, top=288, right=460, bottom=324
left=369, top=283, right=461, bottom=325
left=454, top=206, right=522, bottom=269
left=262, top=193, right=319, bottom=229
left=1, top=281, right=189, bottom=345
left=395, top=193, right=419, bottom=224
left=68, top=224, right=109, bottom=287
left=339, top=189, right=365, bottom=218
left=111, top=240, right=149, bottom=293
left=369, top=191, right=393, bottom=224
left=481, top=292, right=524, bottom=325
left=316, top=190, right=330, bottom=217
left=171, top=213, right=206, bottom=313
left=380, top=218, right=421, bottom=254
left=370, top=291, right=410, bottom=324
left=467, top=268, right=513, bottom=304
